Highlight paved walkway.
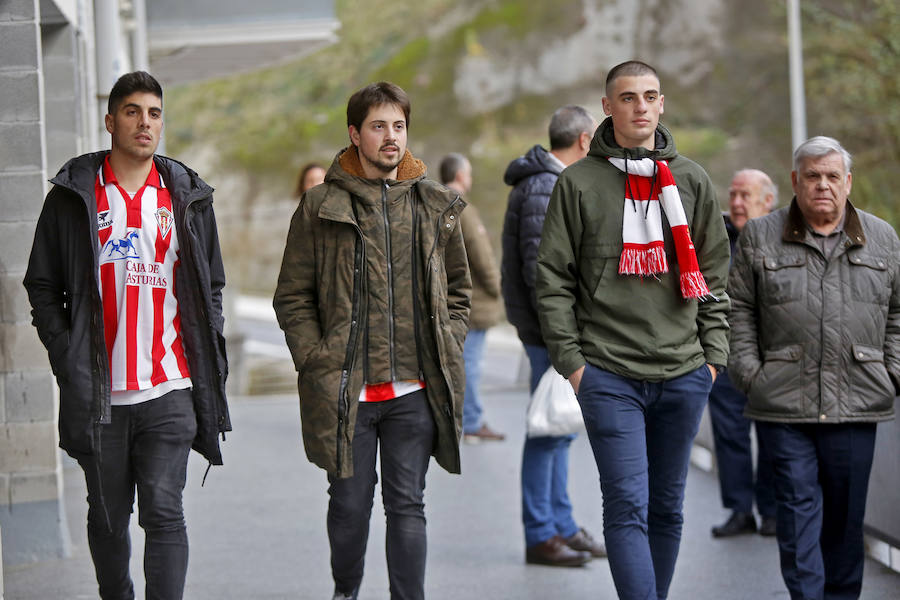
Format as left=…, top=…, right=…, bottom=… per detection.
left=5, top=328, right=900, bottom=599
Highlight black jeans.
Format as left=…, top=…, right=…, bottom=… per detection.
left=327, top=389, right=435, bottom=600
left=78, top=388, right=197, bottom=600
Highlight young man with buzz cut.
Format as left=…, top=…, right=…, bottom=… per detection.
left=535, top=60, right=731, bottom=598
left=274, top=81, right=470, bottom=600
left=24, top=70, right=230, bottom=600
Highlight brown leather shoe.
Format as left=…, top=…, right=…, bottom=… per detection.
left=463, top=423, right=506, bottom=444
left=565, top=527, right=607, bottom=558
left=526, top=535, right=591, bottom=567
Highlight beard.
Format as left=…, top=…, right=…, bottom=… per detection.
left=360, top=144, right=403, bottom=174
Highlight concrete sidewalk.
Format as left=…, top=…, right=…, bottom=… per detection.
left=5, top=329, right=900, bottom=599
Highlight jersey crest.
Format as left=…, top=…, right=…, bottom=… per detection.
left=155, top=206, right=174, bottom=238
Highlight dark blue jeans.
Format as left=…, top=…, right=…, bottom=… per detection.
left=708, top=371, right=775, bottom=517
left=327, top=389, right=435, bottom=600
left=78, top=388, right=197, bottom=600
left=577, top=363, right=711, bottom=600
left=521, top=344, right=579, bottom=547
left=756, top=422, right=877, bottom=600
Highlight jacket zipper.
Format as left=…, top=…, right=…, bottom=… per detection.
left=337, top=215, right=366, bottom=471
left=426, top=195, right=464, bottom=410
left=70, top=179, right=112, bottom=425
left=409, top=192, right=425, bottom=381
left=182, top=194, right=226, bottom=436
left=382, top=181, right=397, bottom=380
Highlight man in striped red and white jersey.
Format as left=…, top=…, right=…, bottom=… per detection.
left=24, top=71, right=230, bottom=600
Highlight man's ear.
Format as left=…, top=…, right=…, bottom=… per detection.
left=105, top=113, right=114, bottom=134
left=580, top=131, right=591, bottom=152
left=601, top=97, right=611, bottom=116
left=349, top=125, right=360, bottom=147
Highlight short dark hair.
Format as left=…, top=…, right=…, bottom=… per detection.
left=438, top=153, right=468, bottom=185
left=346, top=81, right=411, bottom=131
left=108, top=71, right=163, bottom=115
left=605, top=60, right=659, bottom=96
left=548, top=105, right=595, bottom=150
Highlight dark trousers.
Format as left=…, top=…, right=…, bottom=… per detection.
left=708, top=371, right=775, bottom=517
left=327, top=389, right=435, bottom=600
left=78, top=389, right=197, bottom=600
left=577, top=363, right=711, bottom=600
left=756, top=422, right=877, bottom=600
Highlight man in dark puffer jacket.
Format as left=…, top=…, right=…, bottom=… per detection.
left=501, top=105, right=606, bottom=567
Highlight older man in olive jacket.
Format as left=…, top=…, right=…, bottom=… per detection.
left=728, top=136, right=900, bottom=600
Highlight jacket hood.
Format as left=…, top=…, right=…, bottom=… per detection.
left=504, top=145, right=562, bottom=187
left=588, top=116, right=677, bottom=161
left=50, top=151, right=214, bottom=205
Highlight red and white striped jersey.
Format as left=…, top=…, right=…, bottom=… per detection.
left=96, top=157, right=191, bottom=404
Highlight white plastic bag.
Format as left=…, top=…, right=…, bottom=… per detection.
left=526, top=366, right=585, bottom=437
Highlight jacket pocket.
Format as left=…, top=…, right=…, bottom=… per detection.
left=761, top=254, right=807, bottom=304
left=848, top=343, right=895, bottom=410
left=48, top=330, right=71, bottom=380
left=748, top=344, right=803, bottom=413
left=848, top=252, right=891, bottom=305
left=581, top=242, right=618, bottom=300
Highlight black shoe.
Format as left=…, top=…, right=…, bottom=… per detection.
left=711, top=511, right=757, bottom=538
left=758, top=516, right=777, bottom=537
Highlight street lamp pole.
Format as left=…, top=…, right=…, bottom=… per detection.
left=788, top=0, right=807, bottom=150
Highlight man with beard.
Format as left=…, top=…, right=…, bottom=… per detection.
left=274, top=81, right=470, bottom=600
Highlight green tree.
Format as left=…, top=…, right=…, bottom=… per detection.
left=802, top=0, right=900, bottom=224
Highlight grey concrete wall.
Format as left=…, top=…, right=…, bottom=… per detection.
left=0, top=0, right=71, bottom=567
left=866, top=397, right=900, bottom=546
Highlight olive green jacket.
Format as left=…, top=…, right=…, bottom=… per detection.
left=273, top=147, right=471, bottom=477
left=729, top=200, right=899, bottom=423
left=460, top=202, right=503, bottom=330
left=535, top=118, right=731, bottom=380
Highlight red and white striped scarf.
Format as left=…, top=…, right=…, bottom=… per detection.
left=608, top=156, right=712, bottom=300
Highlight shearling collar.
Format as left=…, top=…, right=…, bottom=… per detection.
left=337, top=145, right=426, bottom=181
left=783, top=198, right=866, bottom=247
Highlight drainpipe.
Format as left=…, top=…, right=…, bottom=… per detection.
left=94, top=0, right=130, bottom=138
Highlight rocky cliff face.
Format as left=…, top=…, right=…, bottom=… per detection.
left=454, top=0, right=725, bottom=114
left=167, top=0, right=788, bottom=296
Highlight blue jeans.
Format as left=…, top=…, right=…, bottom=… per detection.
left=78, top=388, right=197, bottom=600
left=462, top=328, right=487, bottom=433
left=521, top=344, right=578, bottom=547
left=708, top=371, right=775, bottom=517
left=327, top=390, right=435, bottom=600
left=756, top=422, right=876, bottom=600
left=577, top=363, right=711, bottom=600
